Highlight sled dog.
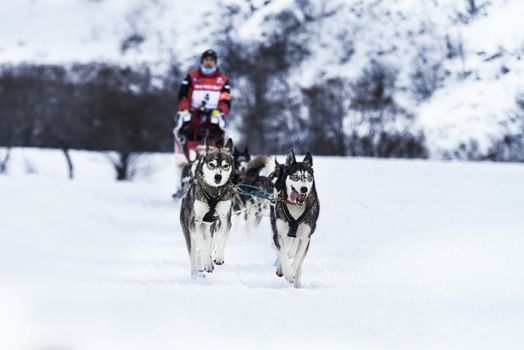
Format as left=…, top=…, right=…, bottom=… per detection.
left=180, top=139, right=235, bottom=277
left=232, top=147, right=251, bottom=185
left=271, top=150, right=319, bottom=288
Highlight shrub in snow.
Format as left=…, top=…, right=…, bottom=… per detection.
left=0, top=148, right=11, bottom=174
left=410, top=54, right=446, bottom=102
left=346, top=61, right=427, bottom=158
left=485, top=94, right=524, bottom=162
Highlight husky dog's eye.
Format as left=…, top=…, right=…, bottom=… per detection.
left=222, top=162, right=230, bottom=170
left=290, top=174, right=300, bottom=181
left=305, top=175, right=313, bottom=182
left=207, top=162, right=216, bottom=170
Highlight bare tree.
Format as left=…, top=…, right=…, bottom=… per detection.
left=217, top=2, right=312, bottom=154
left=88, top=64, right=173, bottom=180
left=0, top=63, right=175, bottom=180
left=0, top=148, right=10, bottom=174
left=486, top=94, right=524, bottom=162
left=346, top=61, right=427, bottom=158
left=456, top=0, right=490, bottom=23
left=302, top=78, right=349, bottom=155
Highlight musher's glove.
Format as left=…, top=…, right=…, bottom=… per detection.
left=175, top=109, right=191, bottom=131
left=210, top=109, right=225, bottom=129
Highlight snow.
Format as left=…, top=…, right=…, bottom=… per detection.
left=418, top=76, right=521, bottom=158
left=0, top=0, right=217, bottom=69
left=461, top=0, right=524, bottom=55
left=1, top=148, right=524, bottom=349
left=418, top=0, right=524, bottom=158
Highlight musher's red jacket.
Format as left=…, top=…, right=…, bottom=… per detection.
left=177, top=67, right=231, bottom=117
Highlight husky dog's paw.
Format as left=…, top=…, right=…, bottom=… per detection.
left=202, top=257, right=214, bottom=273
left=284, top=272, right=296, bottom=284
left=282, top=266, right=296, bottom=284
left=212, top=249, right=225, bottom=265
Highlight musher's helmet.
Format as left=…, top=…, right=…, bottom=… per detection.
left=200, top=49, right=218, bottom=63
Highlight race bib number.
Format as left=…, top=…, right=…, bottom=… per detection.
left=191, top=90, right=220, bottom=109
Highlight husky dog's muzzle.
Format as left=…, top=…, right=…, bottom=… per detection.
left=290, top=186, right=308, bottom=207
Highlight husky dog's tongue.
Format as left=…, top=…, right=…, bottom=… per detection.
left=290, top=190, right=306, bottom=206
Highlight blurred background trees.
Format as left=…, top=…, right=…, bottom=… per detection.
left=0, top=63, right=178, bottom=179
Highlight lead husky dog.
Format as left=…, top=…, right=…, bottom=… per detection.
left=180, top=138, right=235, bottom=278
left=271, top=150, right=319, bottom=288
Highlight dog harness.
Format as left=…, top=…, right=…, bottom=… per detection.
left=279, top=202, right=311, bottom=238
left=201, top=186, right=231, bottom=223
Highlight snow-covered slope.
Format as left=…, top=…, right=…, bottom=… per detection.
left=1, top=149, right=524, bottom=349
left=0, top=0, right=216, bottom=68
left=1, top=0, right=523, bottom=158
left=226, top=0, right=524, bottom=159
left=419, top=0, right=524, bottom=159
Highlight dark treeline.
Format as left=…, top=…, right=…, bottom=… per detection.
left=0, top=63, right=180, bottom=179
left=0, top=55, right=428, bottom=181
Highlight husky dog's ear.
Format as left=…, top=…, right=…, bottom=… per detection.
left=223, top=138, right=233, bottom=153
left=286, top=149, right=296, bottom=166
left=274, top=158, right=280, bottom=167
left=303, top=152, right=313, bottom=166
left=244, top=147, right=249, bottom=155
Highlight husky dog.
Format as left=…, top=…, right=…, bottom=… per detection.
left=180, top=138, right=235, bottom=277
left=232, top=147, right=251, bottom=185
left=271, top=150, right=319, bottom=288
left=173, top=157, right=194, bottom=199
left=233, top=155, right=274, bottom=225
left=267, top=158, right=285, bottom=195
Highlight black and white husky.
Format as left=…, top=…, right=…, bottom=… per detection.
left=233, top=155, right=273, bottom=225
left=232, top=147, right=251, bottom=185
left=271, top=150, right=320, bottom=288
left=180, top=139, right=235, bottom=278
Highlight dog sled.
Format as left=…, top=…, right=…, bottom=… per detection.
left=174, top=103, right=225, bottom=161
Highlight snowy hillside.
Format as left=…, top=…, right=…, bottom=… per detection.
left=0, top=0, right=214, bottom=68
left=419, top=0, right=524, bottom=159
left=1, top=0, right=524, bottom=159
left=223, top=0, right=524, bottom=158
left=1, top=149, right=524, bottom=349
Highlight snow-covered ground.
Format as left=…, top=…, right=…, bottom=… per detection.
left=1, top=148, right=523, bottom=349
